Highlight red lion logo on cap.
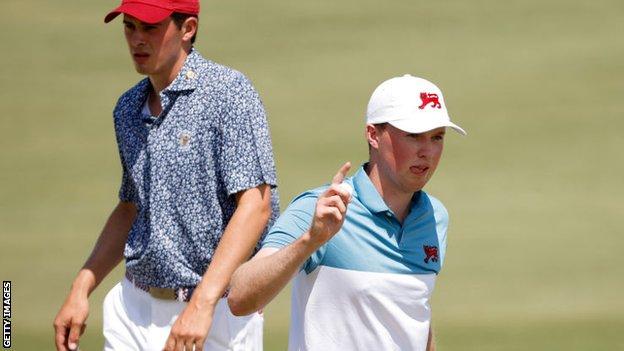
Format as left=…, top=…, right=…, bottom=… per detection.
left=418, top=92, right=442, bottom=109
left=423, top=245, right=439, bottom=263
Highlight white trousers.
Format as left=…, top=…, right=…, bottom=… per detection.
left=103, top=278, right=263, bottom=351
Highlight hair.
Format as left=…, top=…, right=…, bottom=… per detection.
left=171, top=12, right=198, bottom=44
left=374, top=122, right=388, bottom=130
left=367, top=123, right=388, bottom=155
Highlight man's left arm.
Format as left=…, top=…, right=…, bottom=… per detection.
left=164, top=183, right=272, bottom=351
left=427, top=326, right=436, bottom=351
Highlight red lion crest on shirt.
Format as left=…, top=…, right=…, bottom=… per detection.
left=418, top=92, right=442, bottom=109
left=423, top=245, right=439, bottom=263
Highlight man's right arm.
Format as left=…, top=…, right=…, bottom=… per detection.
left=228, top=230, right=323, bottom=316
left=228, top=162, right=352, bottom=316
left=53, top=201, right=137, bottom=351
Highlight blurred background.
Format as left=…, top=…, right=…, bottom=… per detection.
left=1, top=0, right=623, bottom=349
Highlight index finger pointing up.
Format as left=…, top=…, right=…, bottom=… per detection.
left=331, top=162, right=352, bottom=185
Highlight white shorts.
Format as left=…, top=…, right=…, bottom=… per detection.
left=103, top=278, right=263, bottom=351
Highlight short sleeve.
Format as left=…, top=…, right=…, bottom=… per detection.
left=118, top=155, right=138, bottom=203
left=262, top=190, right=327, bottom=273
left=218, top=74, right=278, bottom=195
left=113, top=102, right=138, bottom=204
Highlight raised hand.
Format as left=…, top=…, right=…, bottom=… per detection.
left=308, top=162, right=352, bottom=244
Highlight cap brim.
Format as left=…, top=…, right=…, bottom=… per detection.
left=388, top=119, right=467, bottom=136
left=104, top=3, right=173, bottom=24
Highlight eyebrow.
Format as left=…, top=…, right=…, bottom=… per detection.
left=122, top=20, right=161, bottom=26
left=405, top=130, right=446, bottom=138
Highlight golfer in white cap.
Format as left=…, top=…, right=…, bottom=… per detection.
left=228, top=75, right=466, bottom=351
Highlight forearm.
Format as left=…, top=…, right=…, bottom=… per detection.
left=228, top=232, right=321, bottom=316
left=427, top=325, right=436, bottom=351
left=190, top=185, right=271, bottom=308
left=229, top=164, right=352, bottom=316
left=70, top=202, right=136, bottom=298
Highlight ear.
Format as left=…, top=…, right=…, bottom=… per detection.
left=366, top=124, right=380, bottom=150
left=181, top=17, right=198, bottom=43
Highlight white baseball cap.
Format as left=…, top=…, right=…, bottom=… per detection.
left=366, top=74, right=466, bottom=135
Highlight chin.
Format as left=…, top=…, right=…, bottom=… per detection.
left=132, top=62, right=154, bottom=75
left=399, top=181, right=424, bottom=194
left=409, top=179, right=428, bottom=192
left=134, top=66, right=149, bottom=75
left=411, top=185, right=426, bottom=193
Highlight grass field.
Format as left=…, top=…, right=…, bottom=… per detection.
left=1, top=0, right=623, bottom=350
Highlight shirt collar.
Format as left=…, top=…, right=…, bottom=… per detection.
left=162, top=47, right=202, bottom=93
left=352, top=164, right=392, bottom=214
left=126, top=78, right=151, bottom=123
left=352, top=163, right=423, bottom=216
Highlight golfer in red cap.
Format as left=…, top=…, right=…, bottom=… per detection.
left=53, top=1, right=279, bottom=350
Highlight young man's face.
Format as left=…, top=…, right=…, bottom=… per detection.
left=122, top=15, right=186, bottom=77
left=373, top=124, right=445, bottom=194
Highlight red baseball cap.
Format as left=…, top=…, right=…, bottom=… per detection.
left=104, top=0, right=200, bottom=24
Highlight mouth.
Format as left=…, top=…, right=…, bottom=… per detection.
left=133, top=53, right=150, bottom=63
left=409, top=165, right=429, bottom=175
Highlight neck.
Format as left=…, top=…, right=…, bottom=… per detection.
left=365, top=162, right=414, bottom=223
left=149, top=47, right=191, bottom=93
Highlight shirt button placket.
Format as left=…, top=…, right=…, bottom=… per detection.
left=145, top=106, right=159, bottom=224
left=384, top=211, right=402, bottom=241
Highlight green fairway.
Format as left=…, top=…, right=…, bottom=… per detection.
left=1, top=0, right=623, bottom=349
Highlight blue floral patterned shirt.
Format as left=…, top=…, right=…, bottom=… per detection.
left=113, top=48, right=279, bottom=288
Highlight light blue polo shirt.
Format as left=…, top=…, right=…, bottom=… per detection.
left=262, top=165, right=449, bottom=351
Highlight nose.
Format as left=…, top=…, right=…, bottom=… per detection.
left=128, top=29, right=146, bottom=47
left=416, top=140, right=433, bottom=159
